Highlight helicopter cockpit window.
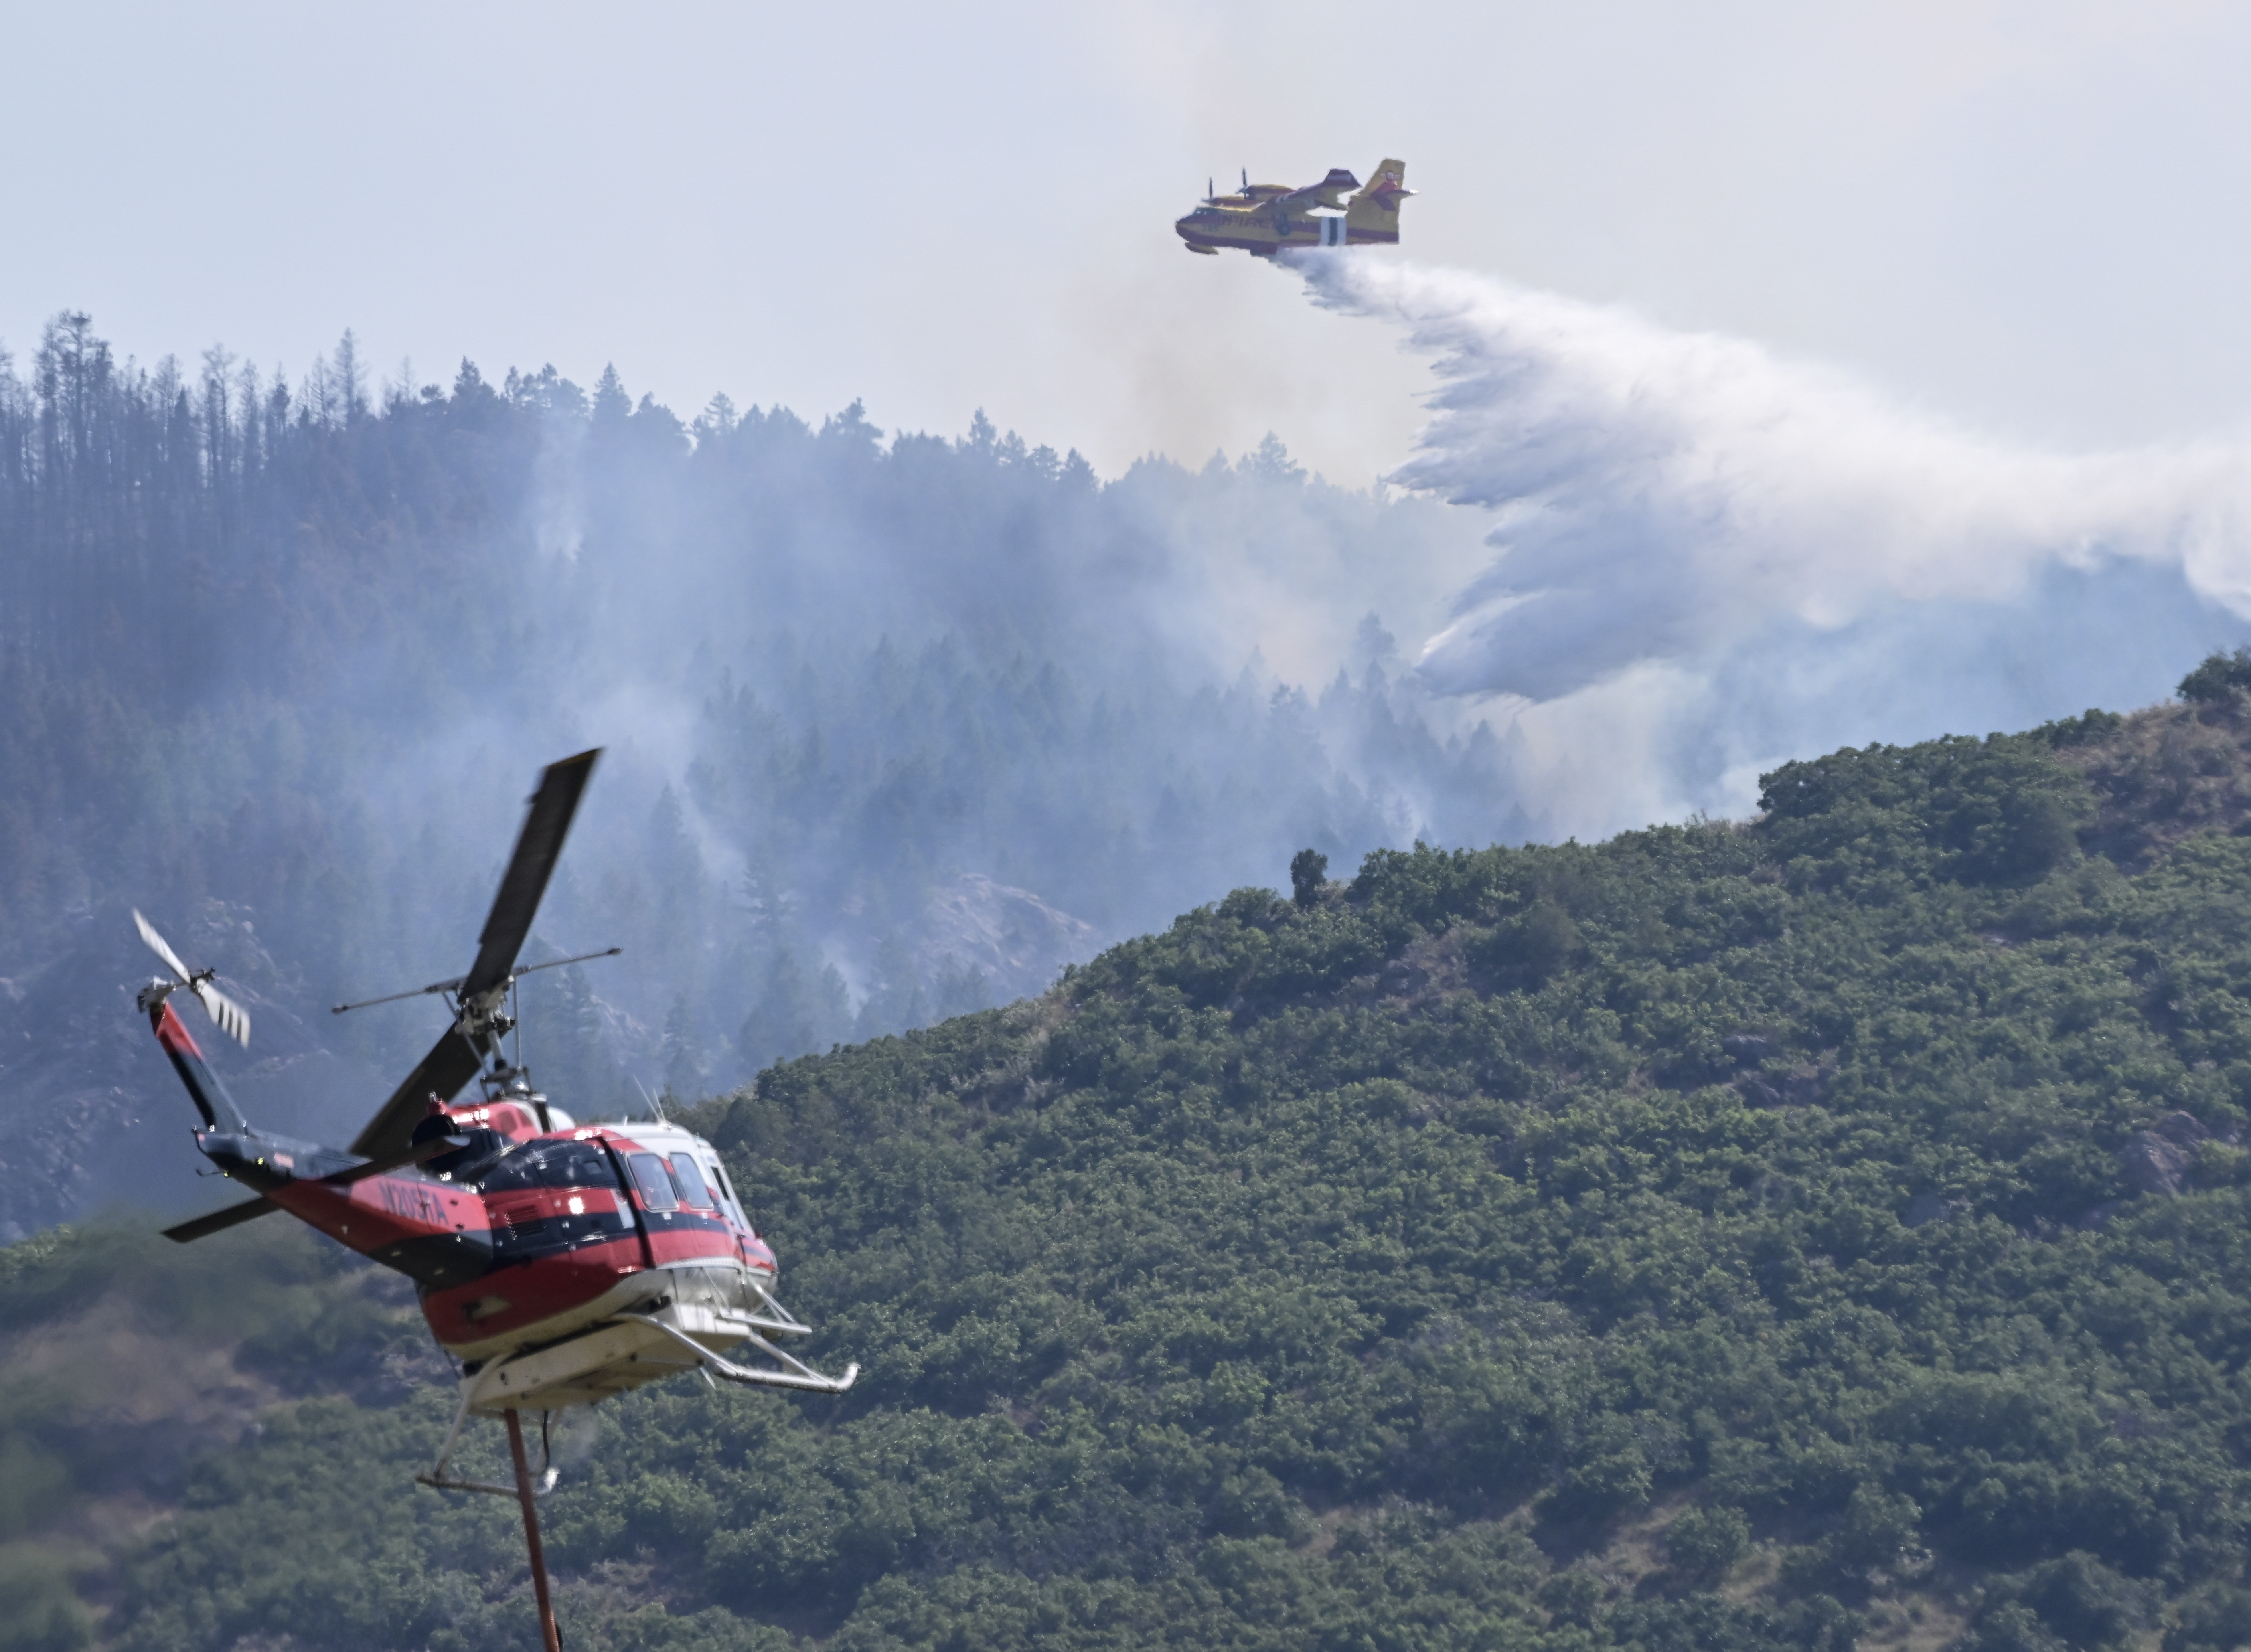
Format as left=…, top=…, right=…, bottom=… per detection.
left=627, top=1152, right=679, bottom=1211
left=478, top=1140, right=622, bottom=1193
left=707, top=1161, right=748, bottom=1224
left=669, top=1153, right=714, bottom=1209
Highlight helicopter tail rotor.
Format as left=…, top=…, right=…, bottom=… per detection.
left=134, top=909, right=251, bottom=1047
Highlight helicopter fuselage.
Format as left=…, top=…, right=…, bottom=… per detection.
left=141, top=746, right=853, bottom=1424
left=157, top=998, right=811, bottom=1410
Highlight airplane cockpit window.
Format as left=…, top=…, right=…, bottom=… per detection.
left=669, top=1153, right=714, bottom=1209
left=627, top=1152, right=679, bottom=1211
left=479, top=1140, right=622, bottom=1193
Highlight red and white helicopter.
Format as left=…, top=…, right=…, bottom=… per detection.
left=140, top=750, right=853, bottom=1650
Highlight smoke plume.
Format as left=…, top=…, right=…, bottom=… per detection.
left=1297, top=255, right=2251, bottom=830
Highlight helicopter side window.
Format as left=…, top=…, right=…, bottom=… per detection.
left=707, top=1160, right=749, bottom=1225
left=707, top=1161, right=752, bottom=1233
left=668, top=1153, right=714, bottom=1209
left=627, top=1152, right=679, bottom=1211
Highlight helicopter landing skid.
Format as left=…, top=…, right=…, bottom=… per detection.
left=415, top=1307, right=857, bottom=1498
left=634, top=1315, right=861, bottom=1395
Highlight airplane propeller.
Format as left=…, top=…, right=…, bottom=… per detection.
left=134, top=909, right=251, bottom=1047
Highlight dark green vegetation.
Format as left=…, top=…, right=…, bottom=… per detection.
left=16, top=680, right=2251, bottom=1650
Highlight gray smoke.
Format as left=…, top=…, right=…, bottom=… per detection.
left=16, top=275, right=2249, bottom=1235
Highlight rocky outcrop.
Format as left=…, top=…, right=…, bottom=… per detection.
left=915, top=875, right=1099, bottom=1004
left=2117, top=1111, right=2211, bottom=1198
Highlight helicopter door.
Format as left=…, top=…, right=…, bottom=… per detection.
left=669, top=1151, right=751, bottom=1261
left=667, top=1153, right=713, bottom=1208
left=602, top=1145, right=672, bottom=1269
left=627, top=1153, right=679, bottom=1219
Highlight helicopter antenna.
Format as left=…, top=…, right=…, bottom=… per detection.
left=631, top=1075, right=669, bottom=1125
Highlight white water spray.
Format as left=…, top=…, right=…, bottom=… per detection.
left=1295, top=255, right=2251, bottom=831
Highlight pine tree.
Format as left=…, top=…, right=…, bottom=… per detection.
left=661, top=990, right=706, bottom=1101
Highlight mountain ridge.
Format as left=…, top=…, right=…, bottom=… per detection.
left=12, top=675, right=2251, bottom=1650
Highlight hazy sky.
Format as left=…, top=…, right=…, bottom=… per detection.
left=8, top=1, right=2251, bottom=484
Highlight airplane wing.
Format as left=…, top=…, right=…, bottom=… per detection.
left=1273, top=168, right=1361, bottom=214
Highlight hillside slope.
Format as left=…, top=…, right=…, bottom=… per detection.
left=14, top=686, right=2251, bottom=1651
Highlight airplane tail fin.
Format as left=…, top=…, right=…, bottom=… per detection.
left=1345, top=160, right=1410, bottom=241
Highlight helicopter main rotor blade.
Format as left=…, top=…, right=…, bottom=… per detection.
left=460, top=749, right=600, bottom=1003
left=351, top=1026, right=485, bottom=1161
left=324, top=1132, right=468, bottom=1184
left=162, top=1195, right=278, bottom=1243
left=133, top=909, right=191, bottom=984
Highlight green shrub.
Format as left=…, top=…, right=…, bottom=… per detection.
left=0, top=1547, right=93, bottom=1652
left=2178, top=648, right=2251, bottom=703
left=1667, top=1504, right=1751, bottom=1585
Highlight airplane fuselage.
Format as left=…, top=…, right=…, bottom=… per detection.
left=1173, top=204, right=1391, bottom=255
left=1174, top=159, right=1409, bottom=257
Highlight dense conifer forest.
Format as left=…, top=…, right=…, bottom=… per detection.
left=11, top=676, right=2251, bottom=1650
left=0, top=314, right=1502, bottom=1236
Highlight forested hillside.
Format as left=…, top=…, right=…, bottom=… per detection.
left=0, top=314, right=1503, bottom=1237
left=12, top=680, right=2251, bottom=1651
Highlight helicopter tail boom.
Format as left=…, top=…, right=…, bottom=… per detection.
left=170, top=1124, right=500, bottom=1281
left=144, top=996, right=251, bottom=1134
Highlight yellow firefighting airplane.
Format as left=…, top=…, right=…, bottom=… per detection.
left=1175, top=160, right=1412, bottom=256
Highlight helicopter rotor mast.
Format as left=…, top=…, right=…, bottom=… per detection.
left=345, top=749, right=605, bottom=1162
